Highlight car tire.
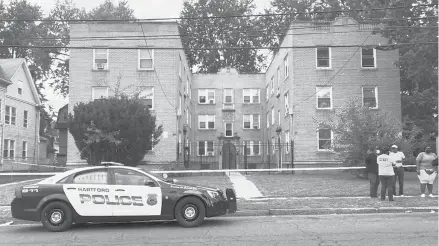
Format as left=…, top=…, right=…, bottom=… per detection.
left=40, top=201, right=73, bottom=232
left=174, top=196, right=206, bottom=228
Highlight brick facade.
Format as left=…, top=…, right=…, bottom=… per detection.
left=68, top=17, right=402, bottom=167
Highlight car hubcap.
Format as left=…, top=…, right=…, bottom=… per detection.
left=49, top=210, right=63, bottom=225
left=184, top=206, right=197, bottom=220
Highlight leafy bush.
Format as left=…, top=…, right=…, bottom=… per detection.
left=69, top=94, right=163, bottom=166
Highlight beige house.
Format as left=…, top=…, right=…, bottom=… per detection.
left=0, top=59, right=42, bottom=168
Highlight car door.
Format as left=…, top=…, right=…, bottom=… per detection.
left=63, top=168, right=114, bottom=217
left=109, top=167, right=162, bottom=217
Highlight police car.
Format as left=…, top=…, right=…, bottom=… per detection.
left=11, top=163, right=237, bottom=232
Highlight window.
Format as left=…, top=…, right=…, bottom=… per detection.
left=270, top=77, right=274, bottom=95
left=73, top=170, right=108, bottom=184
left=278, top=110, right=281, bottom=125
left=243, top=141, right=260, bottom=156
left=316, top=86, right=332, bottom=109
left=198, top=141, right=214, bottom=156
left=198, top=115, right=215, bottom=129
left=266, top=112, right=269, bottom=128
left=224, top=89, right=233, bottom=103
left=361, top=48, right=376, bottom=68
left=22, top=141, right=27, bottom=159
left=265, top=84, right=269, bottom=101
left=284, top=92, right=290, bottom=116
left=285, top=131, right=290, bottom=153
left=225, top=122, right=233, bottom=137
left=93, top=48, right=109, bottom=70
left=114, top=168, right=154, bottom=186
left=3, top=139, right=15, bottom=159
left=243, top=114, right=260, bottom=129
left=178, top=56, right=182, bottom=78
left=318, top=129, right=332, bottom=150
left=363, top=86, right=378, bottom=108
left=243, top=89, right=260, bottom=104
left=316, top=47, right=331, bottom=68
left=271, top=107, right=275, bottom=125
left=139, top=86, right=154, bottom=110
left=23, top=110, right=28, bottom=128
left=138, top=49, right=154, bottom=69
left=147, top=134, right=154, bottom=151
left=17, top=81, right=23, bottom=95
left=198, top=89, right=215, bottom=104
left=92, top=87, right=109, bottom=100
left=5, top=106, right=16, bottom=125
left=284, top=55, right=289, bottom=79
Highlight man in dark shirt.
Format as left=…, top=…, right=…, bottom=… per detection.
left=365, top=147, right=380, bottom=198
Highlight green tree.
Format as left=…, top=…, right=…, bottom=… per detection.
left=179, top=0, right=266, bottom=73
left=315, top=98, right=419, bottom=176
left=86, top=0, right=135, bottom=20
left=68, top=94, right=163, bottom=166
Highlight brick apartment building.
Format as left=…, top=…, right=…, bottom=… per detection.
left=67, top=17, right=402, bottom=168
left=0, top=59, right=42, bottom=169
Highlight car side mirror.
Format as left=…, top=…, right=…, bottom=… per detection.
left=145, top=181, right=156, bottom=187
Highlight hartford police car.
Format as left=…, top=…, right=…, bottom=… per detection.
left=11, top=163, right=237, bottom=232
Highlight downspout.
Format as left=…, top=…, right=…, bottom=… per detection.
left=34, top=106, right=40, bottom=164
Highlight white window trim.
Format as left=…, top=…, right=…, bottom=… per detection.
left=244, top=141, right=261, bottom=156
left=186, top=78, right=189, bottom=96
left=198, top=89, right=215, bottom=104
left=277, top=110, right=281, bottom=126
left=225, top=122, right=233, bottom=137
left=243, top=114, right=260, bottom=130
left=265, top=84, right=269, bottom=101
left=92, top=86, right=109, bottom=100
left=317, top=129, right=333, bottom=151
left=17, top=81, right=23, bottom=95
left=224, top=88, right=234, bottom=103
left=361, top=48, right=377, bottom=69
left=5, top=106, right=16, bottom=126
left=92, top=48, right=109, bottom=70
left=198, top=115, right=215, bottom=130
left=270, top=77, right=274, bottom=95
left=243, top=89, right=260, bottom=104
left=197, top=141, right=215, bottom=156
left=362, top=86, right=379, bottom=109
left=137, top=49, right=154, bottom=70
left=139, top=86, right=154, bottom=110
left=178, top=56, right=182, bottom=78
left=22, top=141, right=27, bottom=159
left=284, top=55, right=289, bottom=80
left=266, top=112, right=269, bottom=128
left=186, top=108, right=189, bottom=125
left=316, top=86, right=333, bottom=110
left=316, top=47, right=332, bottom=69
left=4, top=139, right=15, bottom=159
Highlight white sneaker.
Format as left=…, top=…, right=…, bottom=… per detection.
left=428, top=194, right=434, bottom=198
left=421, top=194, right=426, bottom=198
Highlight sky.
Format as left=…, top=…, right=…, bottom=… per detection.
left=4, top=0, right=272, bottom=114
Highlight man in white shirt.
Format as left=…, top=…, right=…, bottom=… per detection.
left=390, top=144, right=406, bottom=196
left=377, top=147, right=396, bottom=201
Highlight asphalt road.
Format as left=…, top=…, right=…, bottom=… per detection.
left=0, top=213, right=437, bottom=246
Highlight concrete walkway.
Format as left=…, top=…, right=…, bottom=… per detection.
left=226, top=172, right=263, bottom=199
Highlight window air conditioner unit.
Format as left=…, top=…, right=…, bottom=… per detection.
left=96, top=63, right=105, bottom=70
left=207, top=152, right=214, bottom=156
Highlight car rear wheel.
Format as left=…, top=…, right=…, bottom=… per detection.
left=175, top=197, right=205, bottom=228
left=40, top=201, right=73, bottom=232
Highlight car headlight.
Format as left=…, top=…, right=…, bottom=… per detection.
left=207, top=190, right=221, bottom=199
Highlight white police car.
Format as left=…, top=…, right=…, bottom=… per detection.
left=11, top=163, right=237, bottom=232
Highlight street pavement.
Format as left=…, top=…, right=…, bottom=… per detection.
left=0, top=213, right=437, bottom=245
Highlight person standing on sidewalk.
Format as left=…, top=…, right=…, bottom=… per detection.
left=365, top=147, right=380, bottom=198
left=390, top=145, right=406, bottom=197
left=377, top=147, right=396, bottom=201
left=416, top=146, right=438, bottom=197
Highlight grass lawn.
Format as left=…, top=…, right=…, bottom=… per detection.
left=174, top=175, right=234, bottom=190
left=245, top=171, right=438, bottom=197
left=238, top=197, right=439, bottom=211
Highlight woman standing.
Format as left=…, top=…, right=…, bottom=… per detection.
left=416, top=146, right=438, bottom=197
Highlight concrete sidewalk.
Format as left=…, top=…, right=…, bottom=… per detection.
left=226, top=172, right=263, bottom=199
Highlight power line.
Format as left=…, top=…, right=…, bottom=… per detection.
left=2, top=43, right=437, bottom=50
left=138, top=23, right=175, bottom=109
left=0, top=4, right=436, bottom=22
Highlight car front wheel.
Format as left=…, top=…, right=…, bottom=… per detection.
left=174, top=197, right=206, bottom=228
left=40, top=201, right=73, bottom=232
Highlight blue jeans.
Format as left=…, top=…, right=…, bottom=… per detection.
left=368, top=173, right=380, bottom=197
left=379, top=175, right=394, bottom=201
left=393, top=167, right=404, bottom=195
